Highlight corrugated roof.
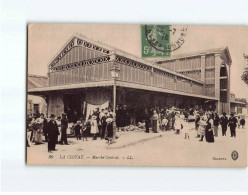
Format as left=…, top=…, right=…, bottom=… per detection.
left=28, top=74, right=48, bottom=89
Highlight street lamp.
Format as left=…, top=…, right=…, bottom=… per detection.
left=110, top=64, right=120, bottom=143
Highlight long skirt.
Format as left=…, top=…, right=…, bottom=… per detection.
left=198, top=125, right=206, bottom=136
left=107, top=124, right=113, bottom=139
left=34, top=129, right=43, bottom=143
left=91, top=120, right=99, bottom=134
left=152, top=119, right=159, bottom=133
left=206, top=129, right=214, bottom=142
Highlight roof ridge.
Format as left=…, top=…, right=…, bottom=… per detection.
left=28, top=74, right=48, bottom=79
left=76, top=33, right=141, bottom=59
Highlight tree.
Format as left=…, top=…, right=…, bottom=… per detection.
left=241, top=54, right=248, bottom=85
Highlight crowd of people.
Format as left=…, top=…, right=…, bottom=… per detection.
left=27, top=105, right=246, bottom=152
left=148, top=106, right=246, bottom=143
left=26, top=107, right=116, bottom=153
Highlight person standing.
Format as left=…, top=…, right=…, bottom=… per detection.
left=74, top=121, right=82, bottom=140
left=144, top=108, right=151, bottom=133
left=106, top=116, right=114, bottom=143
left=152, top=110, right=160, bottom=133
left=40, top=114, right=48, bottom=142
left=195, top=114, right=200, bottom=138
left=213, top=113, right=220, bottom=137
left=174, top=112, right=182, bottom=134
left=46, top=114, right=60, bottom=153
left=56, top=116, right=62, bottom=144
left=240, top=117, right=246, bottom=129
left=199, top=115, right=208, bottom=142
left=33, top=114, right=44, bottom=144
left=220, top=112, right=229, bottom=136
left=91, top=115, right=99, bottom=140
left=60, top=113, right=69, bottom=145
left=229, top=114, right=238, bottom=138
left=171, top=109, right=176, bottom=130
left=205, top=114, right=215, bottom=143
left=100, top=110, right=108, bottom=139
left=93, top=108, right=101, bottom=138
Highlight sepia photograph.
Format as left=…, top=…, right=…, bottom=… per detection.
left=27, top=24, right=248, bottom=167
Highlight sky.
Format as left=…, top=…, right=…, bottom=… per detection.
left=28, top=24, right=248, bottom=98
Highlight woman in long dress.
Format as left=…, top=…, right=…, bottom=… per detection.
left=152, top=110, right=160, bottom=133
left=174, top=112, right=182, bottom=134
left=91, top=115, right=99, bottom=140
left=33, top=117, right=44, bottom=144
left=198, top=115, right=207, bottom=142
left=205, top=114, right=214, bottom=143
left=106, top=116, right=113, bottom=142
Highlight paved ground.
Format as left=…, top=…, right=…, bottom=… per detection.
left=27, top=122, right=248, bottom=167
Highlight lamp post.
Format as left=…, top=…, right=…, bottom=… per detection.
left=110, top=64, right=120, bottom=143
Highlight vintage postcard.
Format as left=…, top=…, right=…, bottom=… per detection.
left=27, top=24, right=248, bottom=167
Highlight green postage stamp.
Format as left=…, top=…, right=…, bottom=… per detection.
left=141, top=25, right=188, bottom=58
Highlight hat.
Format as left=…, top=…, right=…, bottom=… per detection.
left=50, top=114, right=55, bottom=118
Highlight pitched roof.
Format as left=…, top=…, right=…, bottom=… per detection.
left=28, top=74, right=48, bottom=89
left=155, top=47, right=232, bottom=65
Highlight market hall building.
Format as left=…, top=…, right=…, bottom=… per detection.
left=28, top=34, right=233, bottom=121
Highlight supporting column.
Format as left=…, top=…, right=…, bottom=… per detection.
left=200, top=55, right=206, bottom=95
left=174, top=76, right=177, bottom=91
left=112, top=84, right=117, bottom=142
left=226, top=64, right=231, bottom=114
left=214, top=53, right=221, bottom=114
left=150, top=67, right=154, bottom=86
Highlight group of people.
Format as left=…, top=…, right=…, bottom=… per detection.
left=27, top=113, right=69, bottom=152
left=72, top=107, right=115, bottom=142
left=195, top=112, right=245, bottom=142
left=27, top=107, right=117, bottom=153
left=146, top=106, right=246, bottom=143
left=27, top=104, right=246, bottom=152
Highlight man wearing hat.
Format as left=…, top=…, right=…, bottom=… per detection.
left=228, top=113, right=238, bottom=137
left=60, top=113, right=69, bottom=145
left=213, top=113, right=220, bottom=137
left=220, top=112, right=229, bottom=136
left=46, top=114, right=60, bottom=153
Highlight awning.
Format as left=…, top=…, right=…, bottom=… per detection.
left=28, top=80, right=218, bottom=101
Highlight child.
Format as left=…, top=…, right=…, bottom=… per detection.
left=82, top=120, right=88, bottom=141
left=240, top=117, right=245, bottom=129
left=182, top=116, right=190, bottom=140
left=74, top=121, right=82, bottom=140
left=161, top=117, right=168, bottom=131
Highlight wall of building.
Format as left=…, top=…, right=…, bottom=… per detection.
left=115, top=56, right=204, bottom=96
left=27, top=95, right=47, bottom=116
left=157, top=52, right=232, bottom=114
left=47, top=93, right=64, bottom=118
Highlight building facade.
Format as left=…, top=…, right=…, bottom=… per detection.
left=28, top=34, right=236, bottom=120
left=230, top=93, right=247, bottom=115
left=27, top=75, right=48, bottom=116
